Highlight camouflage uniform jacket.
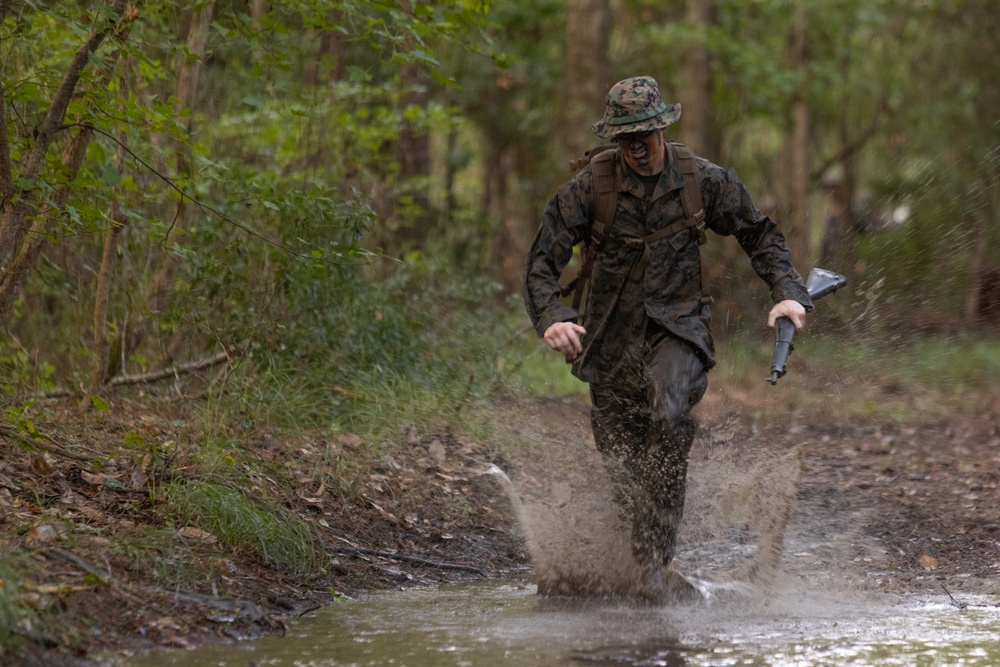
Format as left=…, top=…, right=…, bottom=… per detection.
left=524, top=148, right=813, bottom=384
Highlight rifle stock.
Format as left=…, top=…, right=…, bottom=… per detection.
left=767, top=268, right=847, bottom=385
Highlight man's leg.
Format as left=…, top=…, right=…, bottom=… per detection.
left=590, top=331, right=707, bottom=581
left=628, top=332, right=707, bottom=569
left=590, top=368, right=648, bottom=518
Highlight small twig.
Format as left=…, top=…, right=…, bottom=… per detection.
left=109, top=347, right=239, bottom=386
left=295, top=603, right=324, bottom=617
left=329, top=546, right=485, bottom=576
left=46, top=547, right=110, bottom=580
left=941, top=584, right=968, bottom=610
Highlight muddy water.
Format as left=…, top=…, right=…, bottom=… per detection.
left=119, top=580, right=1000, bottom=667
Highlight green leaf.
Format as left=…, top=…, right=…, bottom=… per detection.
left=91, top=396, right=110, bottom=412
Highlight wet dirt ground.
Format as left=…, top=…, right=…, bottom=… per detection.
left=2, top=387, right=999, bottom=665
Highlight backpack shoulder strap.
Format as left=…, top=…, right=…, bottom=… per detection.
left=589, top=147, right=617, bottom=249
left=667, top=142, right=713, bottom=305
left=561, top=146, right=618, bottom=312
left=565, top=147, right=618, bottom=313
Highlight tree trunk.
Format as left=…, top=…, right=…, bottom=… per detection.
left=778, top=10, right=810, bottom=272
left=107, top=2, right=215, bottom=377
left=679, top=0, right=713, bottom=157
left=820, top=114, right=860, bottom=276
left=0, top=127, right=93, bottom=318
left=0, top=0, right=129, bottom=294
left=0, top=74, right=14, bottom=208
left=964, top=165, right=999, bottom=326
left=789, top=97, right=810, bottom=268
left=561, top=0, right=610, bottom=157
left=82, top=204, right=127, bottom=410
left=488, top=147, right=528, bottom=295
left=396, top=58, right=432, bottom=244
left=305, top=12, right=346, bottom=84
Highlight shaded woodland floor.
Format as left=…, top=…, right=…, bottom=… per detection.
left=1, top=386, right=998, bottom=665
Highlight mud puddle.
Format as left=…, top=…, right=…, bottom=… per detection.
left=115, top=580, right=1000, bottom=667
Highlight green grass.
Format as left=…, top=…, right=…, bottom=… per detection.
left=503, top=336, right=590, bottom=401
left=712, top=328, right=1000, bottom=419
left=160, top=480, right=323, bottom=575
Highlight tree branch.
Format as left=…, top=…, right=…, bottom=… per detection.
left=21, top=0, right=128, bottom=183
left=809, top=107, right=886, bottom=183
left=108, top=347, right=237, bottom=387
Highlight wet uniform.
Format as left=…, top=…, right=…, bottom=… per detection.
left=524, top=147, right=812, bottom=572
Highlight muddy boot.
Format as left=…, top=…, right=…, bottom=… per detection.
left=639, top=566, right=706, bottom=605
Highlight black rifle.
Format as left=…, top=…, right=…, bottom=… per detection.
left=767, top=268, right=847, bottom=385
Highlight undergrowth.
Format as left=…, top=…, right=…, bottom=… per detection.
left=159, top=480, right=323, bottom=576
left=711, top=327, right=1000, bottom=419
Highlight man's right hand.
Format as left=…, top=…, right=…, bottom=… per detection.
left=543, top=322, right=587, bottom=361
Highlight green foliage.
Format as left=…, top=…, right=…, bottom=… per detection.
left=1, top=0, right=502, bottom=394
left=199, top=251, right=520, bottom=443
left=160, top=480, right=322, bottom=575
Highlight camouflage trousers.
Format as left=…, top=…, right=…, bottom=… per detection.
left=589, top=324, right=708, bottom=571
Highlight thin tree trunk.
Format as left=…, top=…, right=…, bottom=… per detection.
left=679, top=0, right=713, bottom=157
left=251, top=0, right=267, bottom=63
left=789, top=97, right=809, bottom=268
left=0, top=128, right=93, bottom=317
left=561, top=0, right=610, bottom=157
left=107, top=2, right=215, bottom=377
left=81, top=204, right=127, bottom=411
left=778, top=9, right=810, bottom=271
left=397, top=58, right=432, bottom=241
left=0, top=75, right=14, bottom=208
left=82, top=55, right=134, bottom=408
left=305, top=13, right=346, bottom=84
left=964, top=167, right=999, bottom=326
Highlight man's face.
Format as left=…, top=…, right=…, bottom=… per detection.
left=616, top=129, right=665, bottom=176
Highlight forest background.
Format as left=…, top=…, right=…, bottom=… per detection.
left=1, top=0, right=1000, bottom=662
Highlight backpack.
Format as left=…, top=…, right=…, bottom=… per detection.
left=562, top=142, right=713, bottom=318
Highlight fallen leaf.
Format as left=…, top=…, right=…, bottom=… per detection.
left=30, top=454, right=54, bottom=477
left=177, top=526, right=217, bottom=544
left=339, top=433, right=362, bottom=449
left=80, top=470, right=107, bottom=486
left=919, top=555, right=939, bottom=570
left=24, top=524, right=62, bottom=546
left=427, top=439, right=446, bottom=466
left=130, top=465, right=148, bottom=489
left=25, top=582, right=94, bottom=595
left=216, top=559, right=239, bottom=575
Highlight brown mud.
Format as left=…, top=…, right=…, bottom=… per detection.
left=1, top=388, right=999, bottom=665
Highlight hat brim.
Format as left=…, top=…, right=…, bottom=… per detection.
left=591, top=103, right=682, bottom=140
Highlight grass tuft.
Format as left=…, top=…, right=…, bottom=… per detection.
left=160, top=480, right=323, bottom=575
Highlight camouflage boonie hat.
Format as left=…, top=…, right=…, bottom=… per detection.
left=591, top=76, right=681, bottom=140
